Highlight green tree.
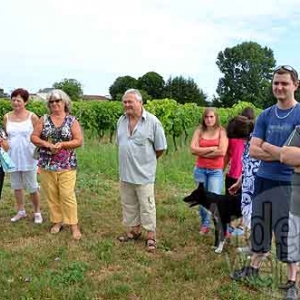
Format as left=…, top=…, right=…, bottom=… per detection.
left=0, top=88, right=9, bottom=99
left=211, top=95, right=222, bottom=107
left=109, top=76, right=138, bottom=100
left=139, top=90, right=153, bottom=103
left=53, top=78, right=83, bottom=101
left=137, top=71, right=165, bottom=99
left=164, top=76, right=207, bottom=105
left=261, top=83, right=276, bottom=109
left=216, top=41, right=276, bottom=108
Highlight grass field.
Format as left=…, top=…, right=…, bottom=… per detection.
left=0, top=137, right=290, bottom=299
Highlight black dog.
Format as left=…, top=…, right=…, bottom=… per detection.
left=183, top=182, right=242, bottom=253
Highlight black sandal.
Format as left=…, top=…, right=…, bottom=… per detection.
left=118, top=231, right=142, bottom=242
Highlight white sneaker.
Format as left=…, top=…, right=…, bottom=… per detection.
left=11, top=211, right=27, bottom=222
left=34, top=213, right=43, bottom=224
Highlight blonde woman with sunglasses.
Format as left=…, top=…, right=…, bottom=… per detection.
left=31, top=89, right=83, bottom=240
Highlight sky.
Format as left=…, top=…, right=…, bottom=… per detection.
left=1, top=0, right=300, bottom=100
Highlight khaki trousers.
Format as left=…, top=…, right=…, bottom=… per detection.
left=40, top=169, right=78, bottom=225
left=120, top=181, right=156, bottom=232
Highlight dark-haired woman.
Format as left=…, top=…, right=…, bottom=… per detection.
left=228, top=109, right=260, bottom=252
left=4, top=88, right=42, bottom=224
left=224, top=108, right=256, bottom=236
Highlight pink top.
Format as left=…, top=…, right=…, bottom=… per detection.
left=196, top=138, right=225, bottom=169
left=227, top=138, right=245, bottom=179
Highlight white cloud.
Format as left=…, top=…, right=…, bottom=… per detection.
left=1, top=0, right=300, bottom=97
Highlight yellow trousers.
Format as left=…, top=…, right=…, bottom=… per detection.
left=40, top=169, right=78, bottom=225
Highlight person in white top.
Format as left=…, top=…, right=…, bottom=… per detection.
left=4, top=88, right=43, bottom=224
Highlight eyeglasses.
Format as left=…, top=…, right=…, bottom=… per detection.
left=274, top=65, right=298, bottom=79
left=49, top=99, right=62, bottom=104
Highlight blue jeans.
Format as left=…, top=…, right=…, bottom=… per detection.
left=193, top=167, right=223, bottom=227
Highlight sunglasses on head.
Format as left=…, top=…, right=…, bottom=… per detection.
left=274, top=65, right=299, bottom=78
left=49, top=99, right=62, bottom=104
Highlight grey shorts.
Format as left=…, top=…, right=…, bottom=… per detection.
left=251, top=176, right=292, bottom=262
left=10, top=170, right=39, bottom=193
left=286, top=173, right=300, bottom=262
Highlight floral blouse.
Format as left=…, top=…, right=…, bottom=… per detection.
left=38, top=115, right=78, bottom=171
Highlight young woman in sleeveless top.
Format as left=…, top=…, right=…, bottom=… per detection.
left=4, top=88, right=43, bottom=224
left=190, top=107, right=228, bottom=234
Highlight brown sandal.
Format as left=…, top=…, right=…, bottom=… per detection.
left=118, top=231, right=142, bottom=242
left=146, top=238, right=156, bottom=252
left=50, top=223, right=63, bottom=234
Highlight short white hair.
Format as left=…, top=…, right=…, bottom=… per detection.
left=122, top=89, right=143, bottom=103
left=46, top=89, right=72, bottom=113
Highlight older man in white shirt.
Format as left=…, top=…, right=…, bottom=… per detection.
left=116, top=89, right=167, bottom=252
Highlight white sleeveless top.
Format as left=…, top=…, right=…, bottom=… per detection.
left=6, top=112, right=37, bottom=171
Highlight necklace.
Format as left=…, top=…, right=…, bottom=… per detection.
left=275, top=104, right=298, bottom=119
